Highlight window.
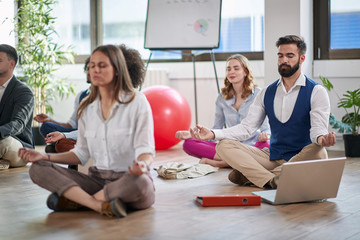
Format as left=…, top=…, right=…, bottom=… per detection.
left=314, top=0, right=360, bottom=59
left=215, top=0, right=264, bottom=53
left=330, top=0, right=360, bottom=49
left=53, top=0, right=91, bottom=55
left=0, top=0, right=15, bottom=46
left=52, top=0, right=264, bottom=62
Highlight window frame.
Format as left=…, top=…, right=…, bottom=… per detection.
left=314, top=0, right=360, bottom=60
left=74, top=0, right=265, bottom=63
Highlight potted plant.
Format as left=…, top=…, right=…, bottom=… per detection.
left=13, top=0, right=76, bottom=144
left=320, top=76, right=360, bottom=157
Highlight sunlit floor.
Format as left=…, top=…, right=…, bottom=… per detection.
left=0, top=144, right=359, bottom=240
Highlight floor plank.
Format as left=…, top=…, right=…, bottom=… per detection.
left=0, top=144, right=359, bottom=240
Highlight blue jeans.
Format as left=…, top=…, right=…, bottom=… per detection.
left=39, top=121, right=75, bottom=138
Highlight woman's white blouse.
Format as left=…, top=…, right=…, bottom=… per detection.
left=71, top=91, right=155, bottom=172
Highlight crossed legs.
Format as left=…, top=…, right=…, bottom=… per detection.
left=29, top=161, right=155, bottom=214
left=216, top=139, right=328, bottom=188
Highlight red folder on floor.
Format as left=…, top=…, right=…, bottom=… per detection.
left=196, top=195, right=261, bottom=207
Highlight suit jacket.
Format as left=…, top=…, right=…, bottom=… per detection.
left=0, top=75, right=34, bottom=148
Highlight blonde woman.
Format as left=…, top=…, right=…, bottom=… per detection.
left=176, top=54, right=270, bottom=167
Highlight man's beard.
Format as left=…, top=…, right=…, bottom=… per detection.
left=278, top=58, right=300, bottom=77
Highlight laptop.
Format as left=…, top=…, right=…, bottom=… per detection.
left=252, top=157, right=346, bottom=205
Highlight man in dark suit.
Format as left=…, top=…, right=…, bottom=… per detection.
left=0, top=44, right=34, bottom=170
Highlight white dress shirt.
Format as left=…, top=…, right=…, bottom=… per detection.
left=71, top=91, right=155, bottom=172
left=213, top=74, right=330, bottom=144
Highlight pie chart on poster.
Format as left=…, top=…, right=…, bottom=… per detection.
left=194, top=19, right=208, bottom=34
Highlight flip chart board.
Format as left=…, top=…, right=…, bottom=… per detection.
left=144, top=0, right=222, bottom=50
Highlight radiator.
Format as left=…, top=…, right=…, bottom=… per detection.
left=142, top=69, right=169, bottom=88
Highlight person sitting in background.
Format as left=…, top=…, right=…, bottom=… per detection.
left=176, top=54, right=270, bottom=168
left=18, top=44, right=155, bottom=218
left=0, top=44, right=34, bottom=170
left=33, top=57, right=91, bottom=154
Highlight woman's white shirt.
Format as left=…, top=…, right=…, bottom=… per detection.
left=71, top=91, right=155, bottom=172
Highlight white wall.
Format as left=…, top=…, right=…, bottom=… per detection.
left=264, top=0, right=313, bottom=85
left=0, top=0, right=15, bottom=46
left=313, top=60, right=360, bottom=150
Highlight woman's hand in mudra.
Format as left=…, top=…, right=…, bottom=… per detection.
left=189, top=125, right=215, bottom=141
left=45, top=132, right=65, bottom=143
left=128, top=160, right=148, bottom=176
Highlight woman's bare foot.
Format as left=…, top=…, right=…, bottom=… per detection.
left=175, top=131, right=192, bottom=140
left=199, top=158, right=209, bottom=164
left=199, top=158, right=230, bottom=168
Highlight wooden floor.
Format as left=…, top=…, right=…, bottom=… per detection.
left=1, top=144, right=360, bottom=240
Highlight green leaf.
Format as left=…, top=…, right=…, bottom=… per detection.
left=319, top=75, right=333, bottom=91
left=14, top=0, right=76, bottom=116
left=320, top=76, right=359, bottom=134
left=329, top=113, right=352, bottom=134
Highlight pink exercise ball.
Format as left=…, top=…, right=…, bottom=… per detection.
left=142, top=85, right=191, bottom=150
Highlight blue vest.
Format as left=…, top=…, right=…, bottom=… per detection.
left=264, top=76, right=317, bottom=161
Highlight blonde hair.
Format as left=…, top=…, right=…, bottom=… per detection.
left=221, top=54, right=255, bottom=100
left=77, top=45, right=135, bottom=117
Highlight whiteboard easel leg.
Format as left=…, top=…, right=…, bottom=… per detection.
left=192, top=53, right=198, bottom=125
left=210, top=50, right=220, bottom=94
